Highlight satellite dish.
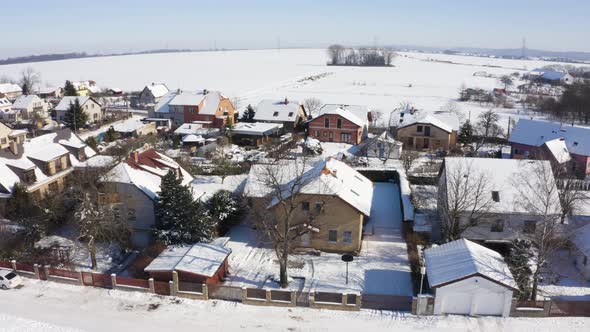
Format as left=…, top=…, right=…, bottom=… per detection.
left=341, top=254, right=354, bottom=262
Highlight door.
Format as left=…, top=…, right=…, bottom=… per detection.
left=423, top=138, right=429, bottom=149
left=424, top=126, right=431, bottom=137
left=440, top=291, right=472, bottom=315
left=472, top=291, right=505, bottom=316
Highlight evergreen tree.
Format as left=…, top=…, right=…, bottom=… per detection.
left=21, top=82, right=29, bottom=95
left=154, top=170, right=215, bottom=245
left=506, top=239, right=533, bottom=300
left=241, top=104, right=256, bottom=123
left=207, top=190, right=242, bottom=235
left=85, top=136, right=98, bottom=151
left=172, top=135, right=180, bottom=149
left=5, top=183, right=39, bottom=219
left=64, top=80, right=78, bottom=96
left=457, top=120, right=474, bottom=144
left=63, top=98, right=88, bottom=132
left=103, top=126, right=118, bottom=143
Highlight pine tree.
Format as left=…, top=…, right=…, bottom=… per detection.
left=63, top=98, right=88, bottom=132
left=241, top=104, right=256, bottom=123
left=154, top=170, right=215, bottom=245
left=21, top=82, right=29, bottom=95
left=457, top=120, right=474, bottom=144
left=5, top=183, right=39, bottom=219
left=64, top=80, right=78, bottom=96
left=207, top=190, right=241, bottom=235
left=103, top=127, right=118, bottom=143
left=506, top=239, right=533, bottom=300
left=85, top=136, right=98, bottom=151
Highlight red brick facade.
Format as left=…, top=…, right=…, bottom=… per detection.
left=182, top=98, right=235, bottom=129
left=308, top=114, right=363, bottom=144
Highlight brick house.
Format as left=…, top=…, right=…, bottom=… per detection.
left=395, top=112, right=459, bottom=151
left=244, top=157, right=374, bottom=253
left=150, top=90, right=235, bottom=129
left=308, top=107, right=366, bottom=144
left=509, top=119, right=590, bottom=176
left=55, top=96, right=104, bottom=124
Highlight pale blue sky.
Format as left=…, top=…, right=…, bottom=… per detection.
left=3, top=0, right=589, bottom=57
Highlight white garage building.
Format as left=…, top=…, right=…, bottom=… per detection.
left=424, top=239, right=517, bottom=317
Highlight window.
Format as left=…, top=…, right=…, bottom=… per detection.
left=315, top=202, right=323, bottom=213
left=584, top=255, right=588, bottom=266
left=55, top=157, right=62, bottom=170
left=491, top=220, right=504, bottom=232
left=314, top=130, right=319, bottom=137
left=341, top=133, right=351, bottom=143
left=1, top=138, right=6, bottom=145
left=323, top=131, right=327, bottom=137
left=301, top=201, right=310, bottom=211
left=524, top=220, right=536, bottom=234
left=492, top=191, right=500, bottom=202
left=288, top=112, right=294, bottom=117
left=273, top=111, right=279, bottom=117
left=48, top=181, right=58, bottom=192
left=417, top=125, right=423, bottom=133
left=128, top=208, right=136, bottom=221
left=324, top=118, right=330, bottom=128
left=337, top=119, right=342, bottom=129
left=343, top=231, right=352, bottom=244
left=328, top=230, right=338, bottom=243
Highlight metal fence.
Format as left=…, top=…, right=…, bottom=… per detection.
left=361, top=294, right=413, bottom=311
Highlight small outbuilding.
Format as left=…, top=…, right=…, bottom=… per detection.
left=424, top=239, right=517, bottom=317
left=232, top=122, right=282, bottom=146
left=144, top=238, right=231, bottom=284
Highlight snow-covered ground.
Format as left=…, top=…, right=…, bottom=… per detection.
left=225, top=182, right=412, bottom=296
left=539, top=249, right=590, bottom=299
left=1, top=278, right=589, bottom=332
left=1, top=49, right=580, bottom=132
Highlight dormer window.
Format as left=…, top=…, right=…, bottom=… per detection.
left=288, top=112, right=294, bottom=117
left=23, top=169, right=36, bottom=184
left=492, top=191, right=500, bottom=202
left=273, top=112, right=279, bottom=117
left=573, top=141, right=579, bottom=146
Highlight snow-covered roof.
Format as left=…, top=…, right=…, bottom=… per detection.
left=254, top=99, right=303, bottom=123
left=104, top=148, right=193, bottom=200
left=112, top=119, right=150, bottom=133
left=0, top=97, right=11, bottom=106
left=182, top=134, right=205, bottom=143
left=424, top=238, right=517, bottom=289
left=573, top=224, right=590, bottom=257
left=174, top=123, right=220, bottom=137
left=154, top=90, right=226, bottom=116
left=543, top=138, right=571, bottom=164
left=54, top=96, right=91, bottom=111
left=442, top=157, right=558, bottom=215
left=245, top=157, right=374, bottom=216
left=35, top=235, right=76, bottom=250
left=397, top=111, right=459, bottom=133
left=0, top=83, right=22, bottom=94
left=509, top=119, right=590, bottom=157
left=319, top=104, right=371, bottom=125
left=191, top=175, right=248, bottom=201
left=37, top=86, right=61, bottom=94
left=11, top=95, right=41, bottom=110
left=144, top=83, right=169, bottom=98
left=314, top=107, right=367, bottom=128
left=144, top=241, right=231, bottom=277
left=233, top=122, right=282, bottom=136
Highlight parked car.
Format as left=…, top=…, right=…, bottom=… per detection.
left=0, top=270, right=22, bottom=289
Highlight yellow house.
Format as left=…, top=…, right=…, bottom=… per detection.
left=396, top=112, right=459, bottom=151
left=244, top=157, right=374, bottom=253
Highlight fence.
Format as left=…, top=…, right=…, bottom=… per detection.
left=362, top=294, right=413, bottom=311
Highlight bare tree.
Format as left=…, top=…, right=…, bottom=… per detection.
left=400, top=150, right=419, bottom=174
left=248, top=155, right=332, bottom=288
left=499, top=75, right=514, bottom=90
left=440, top=101, right=465, bottom=122
left=20, top=67, right=41, bottom=94
left=512, top=161, right=567, bottom=300
left=475, top=109, right=503, bottom=151
left=437, top=161, right=494, bottom=242
left=383, top=49, right=397, bottom=66
left=303, top=98, right=322, bottom=119
left=371, top=110, right=384, bottom=127
left=327, top=44, right=345, bottom=65
left=75, top=194, right=130, bottom=270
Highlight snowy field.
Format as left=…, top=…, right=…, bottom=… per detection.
left=0, top=49, right=579, bottom=131
left=1, top=278, right=589, bottom=332
left=225, top=182, right=412, bottom=296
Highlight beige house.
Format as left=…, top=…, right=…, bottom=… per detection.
left=0, top=83, right=22, bottom=101
left=254, top=98, right=307, bottom=132
left=112, top=119, right=157, bottom=138
left=138, top=83, right=169, bottom=106
left=0, top=96, right=13, bottom=122
left=244, top=158, right=374, bottom=253
left=0, top=128, right=99, bottom=215
left=10, top=95, right=49, bottom=124
left=396, top=112, right=459, bottom=151
left=55, top=96, right=103, bottom=124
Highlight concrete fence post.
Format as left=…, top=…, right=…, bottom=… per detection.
left=290, top=290, right=296, bottom=307
left=33, top=264, right=41, bottom=280
left=148, top=278, right=155, bottom=293
left=342, top=293, right=348, bottom=305
left=172, top=271, right=179, bottom=294
left=309, top=293, right=315, bottom=307
left=43, top=265, right=50, bottom=281
left=356, top=294, right=361, bottom=307
left=10, top=259, right=16, bottom=272
left=242, top=287, right=247, bottom=301
left=110, top=273, right=117, bottom=289
left=169, top=281, right=177, bottom=296
left=202, top=284, right=209, bottom=300
left=265, top=288, right=271, bottom=303
left=78, top=271, right=84, bottom=286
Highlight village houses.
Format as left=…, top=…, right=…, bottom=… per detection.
left=54, top=96, right=104, bottom=124
left=9, top=95, right=49, bottom=125
left=395, top=111, right=459, bottom=151
left=150, top=89, right=235, bottom=129
left=308, top=107, right=367, bottom=145
left=0, top=83, right=23, bottom=101
left=138, top=83, right=170, bottom=106
left=253, top=98, right=307, bottom=132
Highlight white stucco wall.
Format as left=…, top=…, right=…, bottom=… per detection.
left=433, top=275, right=513, bottom=317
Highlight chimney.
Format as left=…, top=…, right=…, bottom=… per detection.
left=177, top=88, right=181, bottom=94
left=152, top=82, right=155, bottom=86
left=203, top=89, right=208, bottom=95
left=284, top=97, right=288, bottom=104
left=9, top=140, right=18, bottom=155
left=130, top=151, right=139, bottom=163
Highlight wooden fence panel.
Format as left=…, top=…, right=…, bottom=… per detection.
left=49, top=268, right=79, bottom=280
left=153, top=281, right=170, bottom=296
left=178, top=282, right=203, bottom=293
left=15, top=262, right=34, bottom=272
left=208, top=284, right=243, bottom=302
left=270, top=290, right=291, bottom=302
left=361, top=294, right=413, bottom=311
left=91, top=273, right=112, bottom=289
left=117, top=276, right=150, bottom=289
left=550, top=300, right=590, bottom=316
left=247, top=288, right=266, bottom=300
left=0, top=261, right=12, bottom=269
left=314, top=292, right=342, bottom=304
left=81, top=272, right=94, bottom=286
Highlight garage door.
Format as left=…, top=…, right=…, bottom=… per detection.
left=472, top=292, right=504, bottom=316
left=441, top=292, right=472, bottom=315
